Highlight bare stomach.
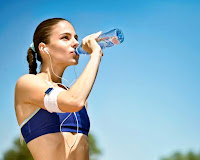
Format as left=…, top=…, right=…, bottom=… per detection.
left=62, top=132, right=89, bottom=160
left=27, top=132, right=66, bottom=160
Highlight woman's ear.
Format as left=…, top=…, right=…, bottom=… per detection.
left=38, top=42, right=46, bottom=54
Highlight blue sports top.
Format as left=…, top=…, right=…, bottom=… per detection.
left=20, top=80, right=90, bottom=144
left=57, top=106, right=90, bottom=136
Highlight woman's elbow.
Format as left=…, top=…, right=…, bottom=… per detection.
left=58, top=91, right=85, bottom=112
left=72, top=100, right=85, bottom=112
left=60, top=99, right=85, bottom=113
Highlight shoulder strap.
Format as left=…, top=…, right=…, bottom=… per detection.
left=45, top=80, right=54, bottom=88
left=45, top=80, right=69, bottom=90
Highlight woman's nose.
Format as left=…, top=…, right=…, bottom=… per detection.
left=72, top=38, right=79, bottom=48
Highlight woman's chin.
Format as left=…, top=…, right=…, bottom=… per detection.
left=72, top=59, right=79, bottom=65
left=63, top=58, right=79, bottom=66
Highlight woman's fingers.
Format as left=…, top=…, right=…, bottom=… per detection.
left=82, top=31, right=103, bottom=54
left=94, top=31, right=102, bottom=40
left=84, top=31, right=102, bottom=41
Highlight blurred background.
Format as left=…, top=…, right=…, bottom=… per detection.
left=0, top=0, right=199, bottom=159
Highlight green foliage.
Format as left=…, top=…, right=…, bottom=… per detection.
left=3, top=138, right=33, bottom=160
left=161, top=151, right=200, bottom=160
left=3, top=133, right=102, bottom=160
left=89, top=133, right=102, bottom=160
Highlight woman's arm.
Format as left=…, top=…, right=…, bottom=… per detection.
left=58, top=32, right=103, bottom=112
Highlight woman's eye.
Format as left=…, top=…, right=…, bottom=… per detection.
left=63, top=36, right=69, bottom=40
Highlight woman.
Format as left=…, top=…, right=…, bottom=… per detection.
left=14, top=18, right=103, bottom=160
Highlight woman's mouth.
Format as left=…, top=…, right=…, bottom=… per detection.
left=71, top=51, right=76, bottom=55
left=71, top=51, right=79, bottom=59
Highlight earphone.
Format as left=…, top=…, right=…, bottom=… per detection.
left=43, top=47, right=49, bottom=54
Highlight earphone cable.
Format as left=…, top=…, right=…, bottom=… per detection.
left=47, top=52, right=79, bottom=149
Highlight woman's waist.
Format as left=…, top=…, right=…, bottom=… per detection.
left=27, top=132, right=66, bottom=159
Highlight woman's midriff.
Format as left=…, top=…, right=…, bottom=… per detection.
left=63, top=132, right=89, bottom=160
left=27, top=132, right=66, bottom=160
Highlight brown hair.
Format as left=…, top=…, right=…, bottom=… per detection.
left=27, top=18, right=69, bottom=74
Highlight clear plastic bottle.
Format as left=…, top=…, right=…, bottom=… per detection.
left=75, top=28, right=124, bottom=55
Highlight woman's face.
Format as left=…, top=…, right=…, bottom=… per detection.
left=47, top=20, right=79, bottom=66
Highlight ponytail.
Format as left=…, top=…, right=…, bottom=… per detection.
left=27, top=48, right=37, bottom=74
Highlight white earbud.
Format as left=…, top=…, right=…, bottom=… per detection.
left=43, top=48, right=49, bottom=55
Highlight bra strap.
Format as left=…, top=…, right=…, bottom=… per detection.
left=45, top=80, right=54, bottom=88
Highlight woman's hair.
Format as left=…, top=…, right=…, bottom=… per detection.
left=27, top=18, right=69, bottom=74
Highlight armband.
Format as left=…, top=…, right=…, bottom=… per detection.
left=44, top=87, right=65, bottom=113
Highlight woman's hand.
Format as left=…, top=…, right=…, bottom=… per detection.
left=82, top=31, right=103, bottom=57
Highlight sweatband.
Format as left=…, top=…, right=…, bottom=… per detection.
left=44, top=87, right=65, bottom=113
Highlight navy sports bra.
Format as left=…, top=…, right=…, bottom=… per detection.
left=20, top=80, right=90, bottom=144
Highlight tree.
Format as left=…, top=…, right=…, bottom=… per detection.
left=161, top=151, right=200, bottom=160
left=3, top=133, right=102, bottom=160
left=3, top=138, right=33, bottom=160
left=88, top=133, right=102, bottom=160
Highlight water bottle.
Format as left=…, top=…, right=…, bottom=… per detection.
left=75, top=28, right=124, bottom=55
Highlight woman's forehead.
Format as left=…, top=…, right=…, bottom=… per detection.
left=52, top=21, right=76, bottom=37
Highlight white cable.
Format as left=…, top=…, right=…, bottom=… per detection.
left=48, top=52, right=78, bottom=88
left=47, top=52, right=79, bottom=149
left=48, top=52, right=70, bottom=84
left=59, top=112, right=79, bottom=149
left=68, top=66, right=78, bottom=87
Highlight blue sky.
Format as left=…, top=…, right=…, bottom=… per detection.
left=0, top=0, right=200, bottom=159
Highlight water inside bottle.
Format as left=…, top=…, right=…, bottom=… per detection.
left=97, top=29, right=124, bottom=49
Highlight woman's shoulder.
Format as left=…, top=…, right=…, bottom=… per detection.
left=15, top=74, right=50, bottom=106
left=16, top=74, right=45, bottom=84
left=15, top=74, right=46, bottom=92
left=17, top=74, right=38, bottom=82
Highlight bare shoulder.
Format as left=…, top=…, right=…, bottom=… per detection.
left=15, top=74, right=49, bottom=106
left=15, top=74, right=46, bottom=92
left=16, top=74, right=40, bottom=85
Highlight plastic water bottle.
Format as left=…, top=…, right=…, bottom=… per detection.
left=75, top=28, right=124, bottom=55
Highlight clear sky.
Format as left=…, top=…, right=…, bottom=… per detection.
left=0, top=0, right=199, bottom=159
